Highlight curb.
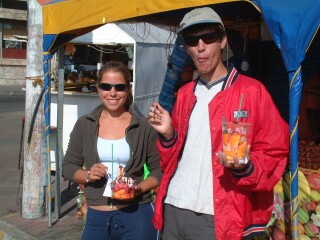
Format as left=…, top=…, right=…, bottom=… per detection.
left=0, top=91, right=25, bottom=96
left=0, top=219, right=37, bottom=240
left=0, top=86, right=25, bottom=96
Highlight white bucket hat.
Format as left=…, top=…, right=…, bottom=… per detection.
left=178, top=7, right=224, bottom=34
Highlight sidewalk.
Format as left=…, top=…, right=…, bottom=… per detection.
left=0, top=183, right=84, bottom=240
left=0, top=95, right=84, bottom=240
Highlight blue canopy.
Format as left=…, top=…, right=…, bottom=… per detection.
left=251, top=1, right=320, bottom=238
left=253, top=0, right=320, bottom=72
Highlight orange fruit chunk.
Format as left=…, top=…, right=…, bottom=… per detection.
left=230, top=133, right=241, bottom=147
left=223, top=133, right=231, bottom=145
left=115, top=189, right=126, bottom=195
left=236, top=150, right=245, bottom=159
left=115, top=190, right=135, bottom=200
left=223, top=150, right=235, bottom=162
left=238, top=141, right=248, bottom=153
left=113, top=192, right=120, bottom=199
left=226, top=155, right=234, bottom=162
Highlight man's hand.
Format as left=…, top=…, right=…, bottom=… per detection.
left=217, top=145, right=251, bottom=170
left=148, top=102, right=174, bottom=140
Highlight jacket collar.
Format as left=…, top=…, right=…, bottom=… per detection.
left=193, top=65, right=239, bottom=92
left=221, top=65, right=239, bottom=90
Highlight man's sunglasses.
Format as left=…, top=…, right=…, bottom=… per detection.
left=183, top=31, right=223, bottom=47
left=98, top=83, right=128, bottom=92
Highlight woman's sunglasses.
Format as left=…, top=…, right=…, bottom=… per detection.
left=98, top=83, right=128, bottom=92
left=183, top=31, right=223, bottom=47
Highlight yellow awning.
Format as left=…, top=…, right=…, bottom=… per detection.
left=43, top=0, right=256, bottom=35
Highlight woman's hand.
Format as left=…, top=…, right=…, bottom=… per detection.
left=88, top=163, right=107, bottom=183
left=148, top=102, right=174, bottom=140
left=129, top=176, right=159, bottom=199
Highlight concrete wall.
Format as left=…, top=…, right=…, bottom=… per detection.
left=0, top=58, right=26, bottom=85
left=0, top=10, right=27, bottom=86
left=0, top=58, right=26, bottom=94
left=0, top=6, right=27, bottom=94
left=0, top=8, right=27, bottom=21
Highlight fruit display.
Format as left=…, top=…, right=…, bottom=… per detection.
left=222, top=122, right=251, bottom=163
left=268, top=169, right=320, bottom=239
left=112, top=175, right=136, bottom=200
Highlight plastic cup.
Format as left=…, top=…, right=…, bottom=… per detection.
left=112, top=182, right=135, bottom=200
left=222, top=121, right=252, bottom=163
left=112, top=175, right=136, bottom=200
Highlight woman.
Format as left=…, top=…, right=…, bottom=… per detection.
left=62, top=61, right=162, bottom=240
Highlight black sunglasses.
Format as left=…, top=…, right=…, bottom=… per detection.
left=183, top=31, right=223, bottom=47
left=98, top=83, right=128, bottom=92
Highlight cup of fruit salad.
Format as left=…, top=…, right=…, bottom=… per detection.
left=222, top=121, right=251, bottom=164
left=112, top=176, right=136, bottom=200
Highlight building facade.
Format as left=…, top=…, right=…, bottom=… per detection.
left=0, top=0, right=27, bottom=87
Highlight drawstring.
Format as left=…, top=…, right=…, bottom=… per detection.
left=114, top=216, right=124, bottom=229
left=107, top=213, right=125, bottom=234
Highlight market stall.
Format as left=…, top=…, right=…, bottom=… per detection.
left=40, top=1, right=320, bottom=238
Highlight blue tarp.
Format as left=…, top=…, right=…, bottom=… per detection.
left=251, top=1, right=320, bottom=238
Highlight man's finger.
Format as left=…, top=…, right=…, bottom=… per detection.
left=233, top=156, right=241, bottom=168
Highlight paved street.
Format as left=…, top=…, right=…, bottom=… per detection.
left=0, top=95, right=25, bottom=216
left=0, top=95, right=84, bottom=239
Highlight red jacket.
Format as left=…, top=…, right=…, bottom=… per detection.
left=153, top=68, right=289, bottom=239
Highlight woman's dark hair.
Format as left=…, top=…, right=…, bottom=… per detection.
left=98, top=61, right=133, bottom=110
left=181, top=23, right=225, bottom=42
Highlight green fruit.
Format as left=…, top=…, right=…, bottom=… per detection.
left=283, top=178, right=291, bottom=200
left=299, top=234, right=311, bottom=240
left=316, top=205, right=320, bottom=215
left=284, top=170, right=311, bottom=205
left=299, top=208, right=310, bottom=224
left=310, top=190, right=320, bottom=202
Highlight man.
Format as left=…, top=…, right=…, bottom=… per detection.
left=299, top=69, right=320, bottom=144
left=148, top=7, right=289, bottom=240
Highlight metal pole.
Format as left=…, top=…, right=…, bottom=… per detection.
left=47, top=133, right=52, bottom=226
left=43, top=53, right=52, bottom=227
left=289, top=69, right=303, bottom=240
left=54, top=48, right=65, bottom=219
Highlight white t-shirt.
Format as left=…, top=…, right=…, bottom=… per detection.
left=165, top=79, right=223, bottom=215
left=97, top=137, right=130, bottom=181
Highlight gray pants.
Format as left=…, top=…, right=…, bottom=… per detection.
left=162, top=204, right=216, bottom=240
